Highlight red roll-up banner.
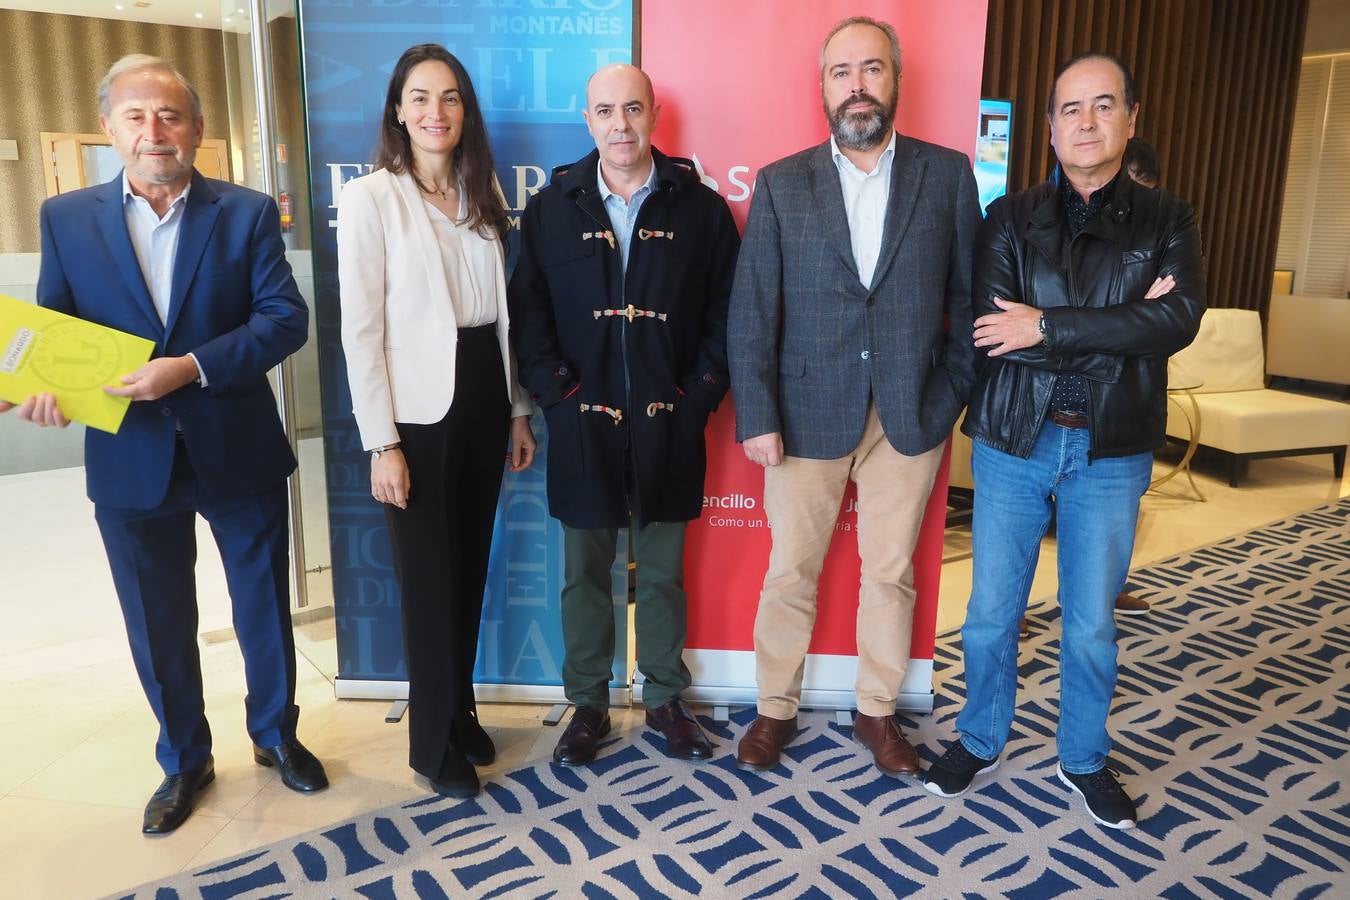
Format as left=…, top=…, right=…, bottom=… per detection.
left=642, top=0, right=989, bottom=710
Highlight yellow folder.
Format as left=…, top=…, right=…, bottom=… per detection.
left=0, top=293, right=155, bottom=434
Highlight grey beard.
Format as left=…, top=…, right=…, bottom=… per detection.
left=137, top=167, right=189, bottom=185
left=830, top=106, right=893, bottom=151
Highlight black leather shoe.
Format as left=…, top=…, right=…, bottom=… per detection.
left=645, top=699, right=714, bottom=761
left=254, top=739, right=329, bottom=793
left=143, top=757, right=215, bottom=835
left=552, top=706, right=611, bottom=767
left=457, top=709, right=496, bottom=767
left=429, top=746, right=480, bottom=799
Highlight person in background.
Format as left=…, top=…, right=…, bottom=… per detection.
left=337, top=43, right=536, bottom=799
left=1114, top=136, right=1164, bottom=613
left=1124, top=136, right=1161, bottom=189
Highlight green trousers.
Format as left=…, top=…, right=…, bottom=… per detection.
left=560, top=520, right=692, bottom=711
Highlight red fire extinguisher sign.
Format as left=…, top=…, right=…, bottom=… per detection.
left=278, top=191, right=293, bottom=233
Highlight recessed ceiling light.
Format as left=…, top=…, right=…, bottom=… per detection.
left=114, top=3, right=124, bottom=9
left=194, top=11, right=203, bottom=17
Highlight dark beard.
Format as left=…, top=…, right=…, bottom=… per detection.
left=827, top=92, right=896, bottom=151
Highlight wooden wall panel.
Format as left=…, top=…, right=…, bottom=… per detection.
left=982, top=0, right=1309, bottom=313
left=0, top=10, right=230, bottom=254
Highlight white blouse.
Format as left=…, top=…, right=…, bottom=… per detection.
left=425, top=198, right=498, bottom=329
left=337, top=168, right=533, bottom=451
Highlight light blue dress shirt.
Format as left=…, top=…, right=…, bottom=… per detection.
left=122, top=171, right=188, bottom=325
left=121, top=172, right=207, bottom=383
left=596, top=158, right=658, bottom=276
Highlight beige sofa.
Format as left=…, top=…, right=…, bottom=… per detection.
left=1265, top=293, right=1350, bottom=387
left=1165, top=306, right=1350, bottom=486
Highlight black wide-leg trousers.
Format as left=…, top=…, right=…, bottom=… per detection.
left=383, top=324, right=509, bottom=782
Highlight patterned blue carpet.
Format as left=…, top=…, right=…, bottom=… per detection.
left=123, top=499, right=1350, bottom=898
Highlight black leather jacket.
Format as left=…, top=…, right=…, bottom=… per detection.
left=962, top=173, right=1206, bottom=460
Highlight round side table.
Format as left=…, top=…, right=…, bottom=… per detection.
left=1150, top=378, right=1205, bottom=501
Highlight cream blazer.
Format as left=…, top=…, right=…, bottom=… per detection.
left=336, top=168, right=532, bottom=450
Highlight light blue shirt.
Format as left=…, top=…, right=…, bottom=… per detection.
left=121, top=172, right=207, bottom=384
left=122, top=171, right=189, bottom=325
left=830, top=131, right=897, bottom=288
left=596, top=158, right=658, bottom=276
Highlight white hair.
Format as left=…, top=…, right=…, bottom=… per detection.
left=98, top=54, right=203, bottom=120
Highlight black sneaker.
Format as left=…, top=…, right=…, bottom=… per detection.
left=1057, top=763, right=1136, bottom=829
left=923, top=741, right=1000, bottom=798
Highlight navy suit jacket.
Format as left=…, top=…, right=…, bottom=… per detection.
left=37, top=172, right=308, bottom=510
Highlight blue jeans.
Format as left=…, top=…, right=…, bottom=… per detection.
left=955, top=422, right=1152, bottom=773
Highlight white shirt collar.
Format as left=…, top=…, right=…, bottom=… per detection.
left=121, top=171, right=192, bottom=210
left=596, top=157, right=657, bottom=203
left=830, top=130, right=898, bottom=178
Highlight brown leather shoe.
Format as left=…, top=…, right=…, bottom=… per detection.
left=552, top=706, right=611, bottom=767
left=1115, top=592, right=1151, bottom=615
left=645, top=699, right=713, bottom=761
left=736, top=714, right=798, bottom=772
left=852, top=713, right=920, bottom=777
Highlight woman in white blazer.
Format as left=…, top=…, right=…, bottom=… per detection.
left=337, top=43, right=535, bottom=799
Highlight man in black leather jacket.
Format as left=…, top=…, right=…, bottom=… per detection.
left=923, top=53, right=1205, bottom=830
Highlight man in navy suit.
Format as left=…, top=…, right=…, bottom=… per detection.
left=1, top=54, right=328, bottom=833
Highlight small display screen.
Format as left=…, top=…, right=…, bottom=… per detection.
left=975, top=98, right=1013, bottom=215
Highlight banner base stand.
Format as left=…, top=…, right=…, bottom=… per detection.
left=673, top=685, right=935, bottom=715
left=333, top=679, right=934, bottom=715
left=681, top=651, right=936, bottom=714
left=543, top=704, right=569, bottom=726
left=335, top=678, right=631, bottom=708
left=835, top=709, right=853, bottom=727
left=384, top=700, right=408, bottom=724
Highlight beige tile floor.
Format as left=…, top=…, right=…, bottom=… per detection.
left=1, top=449, right=1345, bottom=899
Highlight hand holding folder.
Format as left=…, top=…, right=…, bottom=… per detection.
left=0, top=293, right=155, bottom=434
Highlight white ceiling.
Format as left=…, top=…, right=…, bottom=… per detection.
left=0, top=0, right=291, bottom=30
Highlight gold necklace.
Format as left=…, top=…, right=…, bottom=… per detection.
left=422, top=180, right=454, bottom=201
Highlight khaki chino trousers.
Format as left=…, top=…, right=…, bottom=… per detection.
left=754, top=406, right=944, bottom=719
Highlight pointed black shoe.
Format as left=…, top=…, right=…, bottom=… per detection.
left=254, top=739, right=329, bottom=793
left=142, top=757, right=215, bottom=834
left=429, top=745, right=480, bottom=799
left=457, top=709, right=496, bottom=767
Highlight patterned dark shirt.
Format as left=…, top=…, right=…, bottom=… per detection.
left=1048, top=171, right=1120, bottom=416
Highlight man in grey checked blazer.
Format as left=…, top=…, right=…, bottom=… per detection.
left=727, top=16, right=981, bottom=778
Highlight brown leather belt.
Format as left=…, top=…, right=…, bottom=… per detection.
left=1048, top=409, right=1089, bottom=429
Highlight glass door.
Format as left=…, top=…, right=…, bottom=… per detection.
left=220, top=0, right=337, bottom=681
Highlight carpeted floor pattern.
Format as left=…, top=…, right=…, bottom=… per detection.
left=121, top=499, right=1350, bottom=899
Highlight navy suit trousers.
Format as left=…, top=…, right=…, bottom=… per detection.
left=95, top=438, right=297, bottom=774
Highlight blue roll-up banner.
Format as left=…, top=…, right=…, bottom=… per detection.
left=299, top=0, right=634, bottom=702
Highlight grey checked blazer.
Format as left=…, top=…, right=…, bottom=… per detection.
left=727, top=135, right=982, bottom=459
